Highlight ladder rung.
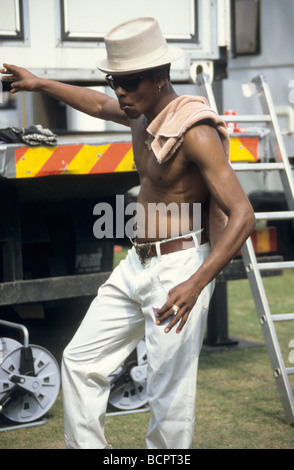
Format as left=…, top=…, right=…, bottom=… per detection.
left=221, top=114, right=271, bottom=123
left=231, top=163, right=285, bottom=171
left=257, top=261, right=294, bottom=271
left=271, top=313, right=294, bottom=322
left=255, top=211, right=294, bottom=221
left=286, top=368, right=294, bottom=376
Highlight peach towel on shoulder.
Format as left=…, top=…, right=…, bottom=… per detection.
left=147, top=95, right=230, bottom=163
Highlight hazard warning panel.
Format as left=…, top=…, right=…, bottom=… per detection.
left=229, top=135, right=260, bottom=162
left=14, top=142, right=135, bottom=178
left=1, top=133, right=264, bottom=179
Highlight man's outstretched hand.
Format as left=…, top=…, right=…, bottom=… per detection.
left=1, top=63, right=40, bottom=93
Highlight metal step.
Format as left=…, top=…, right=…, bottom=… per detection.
left=257, top=260, right=294, bottom=271
left=231, top=162, right=285, bottom=171
left=271, top=313, right=294, bottom=322
left=221, top=114, right=271, bottom=123
left=254, top=211, right=294, bottom=221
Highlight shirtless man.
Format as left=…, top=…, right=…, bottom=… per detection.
left=1, top=18, right=255, bottom=449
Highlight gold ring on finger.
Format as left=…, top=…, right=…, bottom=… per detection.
left=172, top=304, right=180, bottom=314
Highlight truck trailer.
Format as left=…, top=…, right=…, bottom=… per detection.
left=0, top=0, right=293, bottom=420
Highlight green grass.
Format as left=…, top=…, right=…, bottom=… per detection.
left=1, top=260, right=293, bottom=449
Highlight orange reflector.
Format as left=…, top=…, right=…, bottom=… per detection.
left=251, top=226, right=278, bottom=254
left=236, top=226, right=277, bottom=256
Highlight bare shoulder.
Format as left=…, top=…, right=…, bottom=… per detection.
left=182, top=124, right=227, bottom=167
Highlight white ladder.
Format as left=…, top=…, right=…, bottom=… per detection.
left=196, top=73, right=294, bottom=425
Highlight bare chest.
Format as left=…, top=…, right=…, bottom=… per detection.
left=132, top=129, right=186, bottom=186
left=130, top=118, right=208, bottom=205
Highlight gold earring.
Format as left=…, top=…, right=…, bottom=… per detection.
left=158, top=85, right=161, bottom=93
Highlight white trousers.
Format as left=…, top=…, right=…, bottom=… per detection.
left=62, top=236, right=214, bottom=449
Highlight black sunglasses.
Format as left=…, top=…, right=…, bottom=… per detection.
left=105, top=73, right=147, bottom=92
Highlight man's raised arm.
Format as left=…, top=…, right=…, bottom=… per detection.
left=1, top=63, right=129, bottom=127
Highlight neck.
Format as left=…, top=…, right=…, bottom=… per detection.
left=145, top=84, right=178, bottom=124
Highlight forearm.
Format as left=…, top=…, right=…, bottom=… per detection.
left=192, top=208, right=256, bottom=291
left=43, top=80, right=107, bottom=117
left=32, top=78, right=104, bottom=118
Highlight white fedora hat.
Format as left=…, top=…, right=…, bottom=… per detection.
left=97, top=17, right=183, bottom=75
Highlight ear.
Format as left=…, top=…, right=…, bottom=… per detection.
left=154, top=68, right=168, bottom=91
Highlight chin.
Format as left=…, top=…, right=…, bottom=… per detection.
left=125, top=109, right=142, bottom=119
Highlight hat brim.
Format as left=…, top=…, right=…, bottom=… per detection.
left=96, top=45, right=183, bottom=75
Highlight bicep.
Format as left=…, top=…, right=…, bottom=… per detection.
left=184, top=125, right=247, bottom=216
left=93, top=92, right=130, bottom=127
